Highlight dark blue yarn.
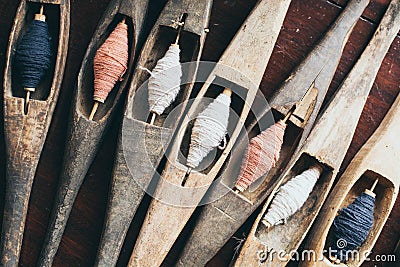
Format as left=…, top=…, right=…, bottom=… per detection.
left=14, top=20, right=51, bottom=89
left=332, top=192, right=375, bottom=262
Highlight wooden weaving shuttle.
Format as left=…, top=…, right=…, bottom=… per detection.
left=38, top=0, right=148, bottom=266
left=300, top=96, right=400, bottom=266
left=176, top=0, right=370, bottom=265
left=95, top=0, right=213, bottom=266
left=128, top=1, right=293, bottom=266
left=1, top=0, right=70, bottom=266
left=234, top=1, right=400, bottom=266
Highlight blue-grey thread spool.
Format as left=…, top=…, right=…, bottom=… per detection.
left=14, top=5, right=51, bottom=110
left=332, top=179, right=378, bottom=262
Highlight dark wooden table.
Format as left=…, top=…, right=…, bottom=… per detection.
left=0, top=0, right=399, bottom=266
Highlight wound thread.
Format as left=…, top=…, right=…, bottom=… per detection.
left=235, top=121, right=286, bottom=192
left=93, top=22, right=128, bottom=102
left=15, top=20, right=51, bottom=90
left=186, top=92, right=231, bottom=168
left=147, top=44, right=182, bottom=115
left=263, top=165, right=323, bottom=226
left=332, top=192, right=375, bottom=262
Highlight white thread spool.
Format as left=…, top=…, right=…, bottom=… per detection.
left=186, top=88, right=232, bottom=168
left=147, top=44, right=182, bottom=117
left=262, top=165, right=323, bottom=228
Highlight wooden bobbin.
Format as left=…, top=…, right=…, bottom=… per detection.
left=149, top=14, right=187, bottom=126
left=181, top=167, right=192, bottom=186
left=35, top=5, right=46, bottom=22
left=364, top=178, right=378, bottom=198
left=222, top=87, right=232, bottom=96
left=260, top=164, right=322, bottom=229
left=325, top=178, right=378, bottom=266
left=25, top=5, right=46, bottom=111
left=174, top=13, right=188, bottom=45
left=89, top=16, right=126, bottom=121
left=232, top=103, right=292, bottom=194
left=261, top=219, right=271, bottom=228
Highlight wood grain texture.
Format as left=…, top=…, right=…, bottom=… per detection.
left=234, top=1, right=400, bottom=266
left=0, top=0, right=399, bottom=267
left=129, top=1, right=293, bottom=266
left=300, top=93, right=400, bottom=267
left=96, top=0, right=213, bottom=265
left=175, top=1, right=371, bottom=265
left=37, top=0, right=149, bottom=266
left=1, top=1, right=69, bottom=266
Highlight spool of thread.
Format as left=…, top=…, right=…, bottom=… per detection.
left=147, top=44, right=182, bottom=116
left=186, top=88, right=231, bottom=168
left=331, top=184, right=376, bottom=262
left=14, top=5, right=51, bottom=107
left=90, top=19, right=128, bottom=120
left=262, top=165, right=323, bottom=228
left=235, top=121, right=286, bottom=192
left=146, top=13, right=187, bottom=125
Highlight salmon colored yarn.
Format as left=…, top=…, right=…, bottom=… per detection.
left=235, top=120, right=286, bottom=192
left=93, top=22, right=128, bottom=102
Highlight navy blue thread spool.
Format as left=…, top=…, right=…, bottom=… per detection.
left=14, top=5, right=51, bottom=111
left=331, top=179, right=378, bottom=263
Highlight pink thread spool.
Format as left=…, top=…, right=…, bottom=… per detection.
left=89, top=19, right=128, bottom=120
left=234, top=107, right=295, bottom=192
left=235, top=121, right=286, bottom=192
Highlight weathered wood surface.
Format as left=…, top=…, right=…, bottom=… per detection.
left=95, top=0, right=213, bottom=266
left=234, top=1, right=400, bottom=266
left=175, top=1, right=370, bottom=265
left=0, top=0, right=399, bottom=266
left=1, top=1, right=70, bottom=266
left=128, top=1, right=293, bottom=266
left=300, top=92, right=400, bottom=267
left=37, top=0, right=148, bottom=266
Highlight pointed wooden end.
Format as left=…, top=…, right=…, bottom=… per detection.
left=24, top=88, right=35, bottom=113
left=261, top=219, right=271, bottom=229
left=181, top=167, right=192, bottom=187
left=150, top=113, right=156, bottom=125
left=327, top=254, right=343, bottom=265
left=233, top=185, right=244, bottom=194
left=311, top=164, right=324, bottom=175
left=282, top=105, right=296, bottom=123
left=35, top=5, right=46, bottom=21
left=370, top=178, right=379, bottom=191
left=25, top=91, right=30, bottom=111
left=223, top=88, right=232, bottom=96
left=174, top=13, right=188, bottom=45
left=89, top=102, right=99, bottom=121
left=365, top=179, right=378, bottom=197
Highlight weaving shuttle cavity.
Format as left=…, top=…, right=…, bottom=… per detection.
left=177, top=1, right=372, bottom=265
left=1, top=1, right=70, bottom=265
left=95, top=1, right=213, bottom=266
left=1, top=0, right=399, bottom=265
left=234, top=1, right=400, bottom=266
left=38, top=0, right=148, bottom=265
left=301, top=94, right=400, bottom=267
